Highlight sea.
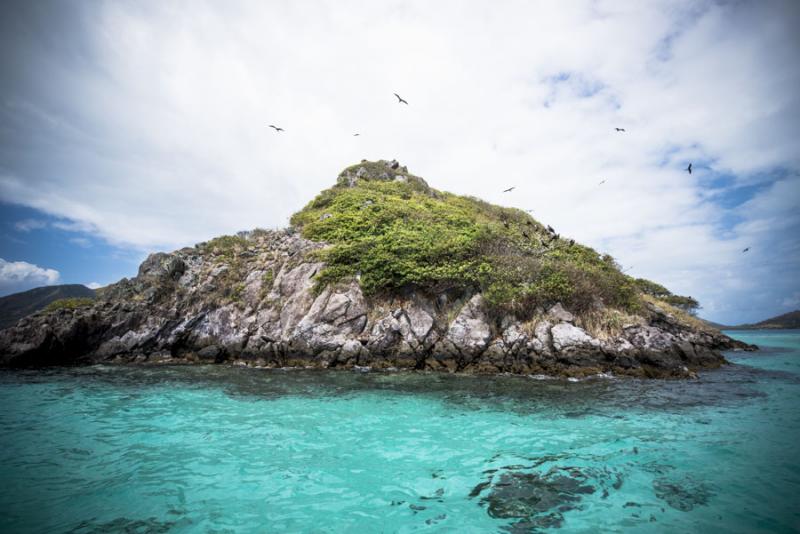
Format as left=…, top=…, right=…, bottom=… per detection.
left=0, top=330, right=798, bottom=533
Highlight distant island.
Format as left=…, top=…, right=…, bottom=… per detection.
left=0, top=284, right=95, bottom=330
left=708, top=310, right=800, bottom=331
left=0, top=160, right=755, bottom=377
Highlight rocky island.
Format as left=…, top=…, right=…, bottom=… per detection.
left=0, top=160, right=754, bottom=376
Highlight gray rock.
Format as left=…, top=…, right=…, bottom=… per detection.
left=446, top=295, right=492, bottom=356
left=551, top=323, right=596, bottom=351
left=547, top=303, right=574, bottom=323
left=0, top=226, right=749, bottom=377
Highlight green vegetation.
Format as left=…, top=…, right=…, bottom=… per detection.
left=202, top=234, right=249, bottom=259
left=44, top=297, right=95, bottom=312
left=290, top=161, right=645, bottom=316
left=634, top=278, right=700, bottom=315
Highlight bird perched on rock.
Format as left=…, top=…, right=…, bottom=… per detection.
left=547, top=225, right=555, bottom=234
left=686, top=163, right=692, bottom=174
left=394, top=93, right=408, bottom=105
left=568, top=239, right=575, bottom=246
left=503, top=186, right=515, bottom=193
left=268, top=125, right=284, bottom=132
left=615, top=128, right=626, bottom=132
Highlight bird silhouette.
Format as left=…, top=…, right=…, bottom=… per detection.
left=615, top=128, right=626, bottom=132
left=522, top=231, right=530, bottom=239
left=503, top=186, right=515, bottom=193
left=568, top=239, right=575, bottom=246
left=599, top=179, right=606, bottom=185
left=742, top=247, right=750, bottom=253
left=686, top=163, right=692, bottom=174
left=547, top=225, right=555, bottom=234
left=394, top=93, right=408, bottom=105
left=268, top=125, right=284, bottom=132
left=353, top=133, right=360, bottom=136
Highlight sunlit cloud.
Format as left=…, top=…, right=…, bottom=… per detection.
left=0, top=0, right=797, bottom=323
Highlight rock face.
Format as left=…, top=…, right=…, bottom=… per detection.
left=0, top=228, right=755, bottom=377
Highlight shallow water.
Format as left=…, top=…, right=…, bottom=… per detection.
left=0, top=330, right=798, bottom=533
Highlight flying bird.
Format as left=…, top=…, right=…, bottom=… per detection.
left=686, top=163, right=692, bottom=174
left=547, top=225, right=555, bottom=234
left=503, top=186, right=515, bottom=193
left=353, top=133, right=360, bottom=136
left=742, top=247, right=750, bottom=253
left=394, top=93, right=408, bottom=105
left=615, top=128, right=626, bottom=132
left=268, top=125, right=284, bottom=132
left=599, top=179, right=606, bottom=185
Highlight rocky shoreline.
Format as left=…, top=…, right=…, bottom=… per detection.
left=0, top=229, right=755, bottom=377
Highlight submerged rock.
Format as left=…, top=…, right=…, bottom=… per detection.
left=471, top=467, right=600, bottom=531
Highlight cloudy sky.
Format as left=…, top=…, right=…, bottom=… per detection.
left=0, top=0, right=798, bottom=324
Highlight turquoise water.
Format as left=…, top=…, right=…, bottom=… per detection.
left=0, top=331, right=798, bottom=533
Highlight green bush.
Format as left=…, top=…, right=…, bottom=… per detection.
left=289, top=162, right=650, bottom=317
left=45, top=298, right=95, bottom=312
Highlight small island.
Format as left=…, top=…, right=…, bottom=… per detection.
left=0, top=160, right=754, bottom=377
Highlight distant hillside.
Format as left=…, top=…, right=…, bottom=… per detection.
left=0, top=285, right=96, bottom=329
left=727, top=310, right=800, bottom=330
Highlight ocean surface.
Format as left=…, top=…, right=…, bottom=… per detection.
left=0, top=330, right=798, bottom=533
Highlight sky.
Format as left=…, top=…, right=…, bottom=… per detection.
left=0, top=0, right=798, bottom=325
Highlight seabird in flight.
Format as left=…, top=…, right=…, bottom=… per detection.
left=686, top=163, right=692, bottom=174
left=394, top=93, right=408, bottom=105
left=503, top=186, right=515, bottom=193
left=615, top=128, right=625, bottom=132
left=742, top=247, right=750, bottom=253
left=268, top=125, right=284, bottom=132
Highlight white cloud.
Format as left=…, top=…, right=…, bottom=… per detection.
left=69, top=237, right=92, bottom=248
left=0, top=258, right=60, bottom=296
left=0, top=0, right=797, bottom=323
left=86, top=282, right=102, bottom=290
left=14, top=219, right=47, bottom=232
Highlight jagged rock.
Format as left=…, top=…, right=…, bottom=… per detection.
left=446, top=295, right=492, bottom=357
left=0, top=218, right=755, bottom=376
left=547, top=303, right=574, bottom=323
left=551, top=323, right=597, bottom=351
